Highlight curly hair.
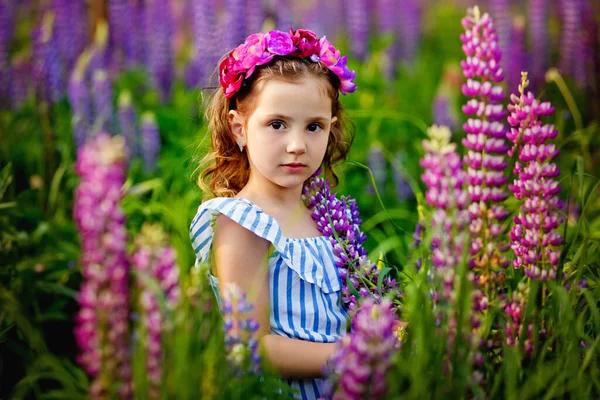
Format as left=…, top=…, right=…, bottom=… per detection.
left=196, top=57, right=355, bottom=199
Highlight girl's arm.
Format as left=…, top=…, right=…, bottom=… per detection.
left=213, top=214, right=334, bottom=379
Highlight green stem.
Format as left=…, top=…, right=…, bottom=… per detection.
left=546, top=68, right=583, bottom=131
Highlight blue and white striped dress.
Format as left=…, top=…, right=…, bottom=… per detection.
left=189, top=197, right=349, bottom=400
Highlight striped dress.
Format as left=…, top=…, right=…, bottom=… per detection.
left=189, top=197, right=349, bottom=400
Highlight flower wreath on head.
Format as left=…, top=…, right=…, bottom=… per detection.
left=219, top=28, right=357, bottom=98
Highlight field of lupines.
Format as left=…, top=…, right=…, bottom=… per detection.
left=1, top=0, right=599, bottom=398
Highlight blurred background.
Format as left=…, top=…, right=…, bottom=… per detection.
left=0, top=0, right=599, bottom=397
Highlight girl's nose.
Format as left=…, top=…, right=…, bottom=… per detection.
left=286, top=131, right=306, bottom=154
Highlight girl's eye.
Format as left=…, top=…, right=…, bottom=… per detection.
left=307, top=123, right=323, bottom=133
left=269, top=121, right=285, bottom=130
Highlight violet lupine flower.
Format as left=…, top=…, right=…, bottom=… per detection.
left=397, top=0, right=421, bottom=67
left=146, top=0, right=175, bottom=103
left=117, top=91, right=138, bottom=159
left=108, top=0, right=132, bottom=72
left=9, top=53, right=33, bottom=110
left=303, top=170, right=398, bottom=313
left=392, top=152, right=414, bottom=201
left=140, top=112, right=160, bottom=173
left=324, top=298, right=397, bottom=400
left=504, top=282, right=534, bottom=357
left=507, top=73, right=563, bottom=281
left=87, top=21, right=110, bottom=81
left=577, top=0, right=599, bottom=89
left=527, top=0, right=549, bottom=89
left=460, top=6, right=510, bottom=287
left=68, top=50, right=93, bottom=148
left=32, top=12, right=66, bottom=104
left=432, top=90, right=459, bottom=132
left=0, top=0, right=14, bottom=108
left=221, top=283, right=261, bottom=375
left=366, top=143, right=386, bottom=195
left=345, top=0, right=369, bottom=61
left=245, top=0, right=264, bottom=36
left=92, top=70, right=114, bottom=135
left=188, top=0, right=217, bottom=89
left=127, top=0, right=146, bottom=68
left=558, top=0, right=580, bottom=79
left=73, top=134, right=132, bottom=399
left=53, top=0, right=88, bottom=74
left=489, top=0, right=512, bottom=78
left=274, top=0, right=293, bottom=33
left=223, top=0, right=246, bottom=52
left=131, top=223, right=181, bottom=399
left=507, top=16, right=528, bottom=98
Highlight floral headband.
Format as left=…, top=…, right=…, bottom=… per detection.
left=219, top=28, right=357, bottom=99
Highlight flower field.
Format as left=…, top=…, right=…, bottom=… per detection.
left=1, top=0, right=599, bottom=399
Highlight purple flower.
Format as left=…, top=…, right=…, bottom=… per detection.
left=32, top=12, right=66, bottom=104
left=527, top=0, right=549, bottom=89
left=489, top=0, right=512, bottom=79
left=324, top=298, right=397, bottom=399
left=73, top=134, right=132, bottom=398
left=460, top=6, right=510, bottom=287
left=558, top=0, right=580, bottom=79
left=188, top=0, right=217, bottom=89
left=131, top=223, right=180, bottom=399
left=221, top=283, right=261, bottom=375
left=140, top=112, right=160, bottom=173
left=577, top=0, right=599, bottom=89
left=68, top=54, right=93, bottom=148
left=222, top=0, right=246, bottom=52
left=108, top=0, right=132, bottom=72
left=146, top=0, right=174, bottom=103
left=274, top=0, right=293, bottom=32
left=507, top=73, right=563, bottom=281
left=432, top=90, right=458, bottom=132
left=345, top=0, right=369, bottom=61
left=264, top=30, right=295, bottom=55
left=245, top=0, right=264, bottom=36
left=53, top=0, right=88, bottom=74
left=507, top=16, right=528, bottom=99
left=504, top=282, right=535, bottom=357
left=397, top=0, right=421, bottom=67
left=366, top=143, right=386, bottom=195
left=117, top=91, right=138, bottom=159
left=0, top=1, right=15, bottom=108
left=392, top=153, right=414, bottom=201
left=9, top=54, right=32, bottom=110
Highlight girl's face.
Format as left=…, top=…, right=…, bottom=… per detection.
left=230, top=77, right=337, bottom=192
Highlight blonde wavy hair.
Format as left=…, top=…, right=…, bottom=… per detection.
left=196, top=57, right=355, bottom=199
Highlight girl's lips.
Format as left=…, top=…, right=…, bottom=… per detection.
left=282, top=164, right=306, bottom=172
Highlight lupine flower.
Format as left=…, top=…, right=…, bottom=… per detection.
left=245, top=0, right=264, bottom=36
left=73, top=134, right=132, bottom=398
left=131, top=223, right=180, bottom=400
left=127, top=0, right=146, bottom=68
left=223, top=0, right=246, bottom=52
left=507, top=16, right=528, bottom=97
left=323, top=298, right=397, bottom=400
left=392, top=152, right=414, bottom=201
left=92, top=69, right=114, bottom=135
left=366, top=143, right=386, bottom=195
left=0, top=0, right=14, bottom=108
left=118, top=91, right=138, bottom=159
left=558, top=0, right=580, bottom=79
left=527, top=0, right=549, bottom=89
left=146, top=0, right=174, bottom=103
left=303, top=171, right=398, bottom=313
left=140, top=112, right=160, bottom=173
left=53, top=0, right=88, bottom=74
left=489, top=0, right=511, bottom=77
left=187, top=0, right=218, bottom=89
left=221, top=283, right=261, bottom=375
left=345, top=0, right=369, bottom=61
left=460, top=6, right=510, bottom=293
left=68, top=50, right=93, bottom=148
left=32, top=12, right=65, bottom=103
left=507, top=72, right=563, bottom=280
left=504, top=282, right=534, bottom=357
left=432, top=90, right=458, bottom=132
left=87, top=20, right=109, bottom=81
left=9, top=53, right=32, bottom=110
left=108, top=0, right=132, bottom=72
left=577, top=0, right=599, bottom=89
left=397, top=0, right=421, bottom=67
left=274, top=0, right=293, bottom=33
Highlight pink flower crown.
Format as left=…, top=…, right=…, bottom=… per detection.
left=219, top=28, right=357, bottom=99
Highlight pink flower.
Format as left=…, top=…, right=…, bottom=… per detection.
left=219, top=56, right=244, bottom=99
left=290, top=28, right=320, bottom=58
left=317, top=37, right=341, bottom=67
left=264, top=30, right=295, bottom=55
left=330, top=56, right=357, bottom=94
left=231, top=33, right=270, bottom=77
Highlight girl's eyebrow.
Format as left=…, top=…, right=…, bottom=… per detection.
left=264, top=114, right=331, bottom=123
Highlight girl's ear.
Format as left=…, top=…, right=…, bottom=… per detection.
left=228, top=110, right=245, bottom=143
left=331, top=116, right=338, bottom=127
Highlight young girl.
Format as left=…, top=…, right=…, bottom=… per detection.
left=189, top=28, right=357, bottom=400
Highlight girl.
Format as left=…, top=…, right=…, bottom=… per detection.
left=189, top=28, right=357, bottom=400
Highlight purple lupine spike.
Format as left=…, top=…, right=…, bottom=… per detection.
left=324, top=298, right=397, bottom=400
left=377, top=0, right=399, bottom=78
left=392, top=152, right=414, bottom=201
left=131, top=223, right=180, bottom=400
left=489, top=0, right=512, bottom=80
left=432, top=90, right=459, bottom=132
left=273, top=0, right=293, bottom=33
left=140, top=112, right=160, bottom=173
left=577, top=0, right=599, bottom=89
left=127, top=0, right=147, bottom=68
left=246, top=0, right=264, bottom=36
left=188, top=0, right=218, bottom=89
left=460, top=7, right=510, bottom=292
left=87, top=20, right=110, bottom=81
left=9, top=53, right=32, bottom=109
left=527, top=0, right=548, bottom=89
left=73, top=134, right=132, bottom=399
left=146, top=0, right=175, bottom=103
left=507, top=72, right=563, bottom=281
left=397, top=0, right=421, bottom=67
left=32, top=12, right=66, bottom=103
left=345, top=0, right=369, bottom=61
left=92, top=70, right=115, bottom=135
left=504, top=282, right=534, bottom=357
left=558, top=0, right=580, bottom=79
left=221, top=283, right=261, bottom=375
left=52, top=0, right=88, bottom=75
left=0, top=0, right=14, bottom=107
left=507, top=16, right=528, bottom=96
left=68, top=51, right=93, bottom=148
left=108, top=0, right=132, bottom=72
left=366, top=143, right=386, bottom=195
left=222, top=0, right=246, bottom=52
left=117, top=91, right=138, bottom=159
